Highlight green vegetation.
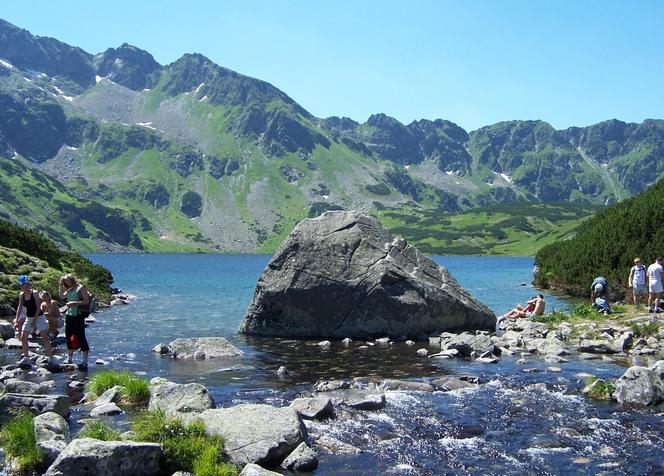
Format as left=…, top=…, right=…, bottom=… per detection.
left=0, top=412, right=44, bottom=474
left=131, top=409, right=237, bottom=476
left=532, top=303, right=611, bottom=327
left=374, top=202, right=599, bottom=255
left=535, top=177, right=664, bottom=298
left=631, top=322, right=659, bottom=338
left=86, top=370, right=150, bottom=405
left=77, top=420, right=121, bottom=441
left=584, top=377, right=615, bottom=400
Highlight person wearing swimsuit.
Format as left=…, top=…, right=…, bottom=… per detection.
left=14, top=275, right=55, bottom=366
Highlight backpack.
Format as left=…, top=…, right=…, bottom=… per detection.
left=77, top=287, right=90, bottom=319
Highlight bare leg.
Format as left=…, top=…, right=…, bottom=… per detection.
left=21, top=332, right=29, bottom=358
left=39, top=331, right=53, bottom=358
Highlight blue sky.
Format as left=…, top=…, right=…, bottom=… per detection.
left=3, top=0, right=662, bottom=131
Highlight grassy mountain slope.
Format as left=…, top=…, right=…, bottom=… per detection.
left=534, top=178, right=664, bottom=298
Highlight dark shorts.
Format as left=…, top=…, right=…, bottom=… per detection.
left=65, top=315, right=89, bottom=352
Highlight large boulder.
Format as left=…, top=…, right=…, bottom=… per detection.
left=0, top=394, right=70, bottom=421
left=164, top=337, right=243, bottom=359
left=33, top=412, right=69, bottom=466
left=442, top=332, right=498, bottom=357
left=613, top=360, right=664, bottom=405
left=240, top=211, right=495, bottom=338
left=44, top=438, right=162, bottom=476
left=148, top=382, right=215, bottom=416
left=194, top=404, right=306, bottom=467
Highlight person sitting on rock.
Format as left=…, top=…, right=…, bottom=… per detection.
left=504, top=294, right=545, bottom=319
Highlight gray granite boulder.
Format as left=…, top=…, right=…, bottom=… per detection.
left=93, top=386, right=124, bottom=406
left=578, top=339, right=617, bottom=354
left=289, top=397, right=334, bottom=420
left=381, top=379, right=435, bottom=392
left=148, top=382, right=215, bottom=416
left=442, top=332, right=498, bottom=358
left=240, top=211, right=495, bottom=339
left=44, top=438, right=162, bottom=476
left=194, top=404, right=306, bottom=466
left=239, top=464, right=281, bottom=476
left=165, top=337, right=243, bottom=359
left=321, top=389, right=386, bottom=410
left=90, top=403, right=122, bottom=417
left=0, top=393, right=70, bottom=421
left=4, top=378, right=45, bottom=394
left=34, top=412, right=69, bottom=466
left=281, top=442, right=318, bottom=471
left=613, top=360, right=664, bottom=405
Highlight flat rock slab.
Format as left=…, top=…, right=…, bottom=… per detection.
left=240, top=211, right=495, bottom=339
left=239, top=464, right=282, bottom=476
left=0, top=393, right=70, bottom=421
left=578, top=339, right=617, bottom=354
left=148, top=382, right=215, bottom=416
left=320, top=389, right=386, bottom=410
left=381, top=379, right=435, bottom=392
left=44, top=438, right=162, bottom=476
left=165, top=337, right=243, bottom=359
left=90, top=403, right=123, bottom=417
left=289, top=397, right=334, bottom=420
left=4, top=378, right=45, bottom=394
left=195, top=404, right=306, bottom=467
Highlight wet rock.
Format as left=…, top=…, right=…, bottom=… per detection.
left=613, top=360, right=664, bottom=405
left=68, top=380, right=86, bottom=389
left=375, top=337, right=390, bottom=344
left=556, top=427, right=581, bottom=438
left=4, top=378, right=44, bottom=394
left=475, top=352, right=499, bottom=364
left=93, top=386, right=123, bottom=406
left=34, top=412, right=69, bottom=467
left=275, top=366, right=292, bottom=378
left=94, top=359, right=108, bottom=366
left=239, top=464, right=281, bottom=476
left=0, top=393, right=70, bottom=420
left=317, top=340, right=331, bottom=348
left=0, top=321, right=15, bottom=340
left=314, top=380, right=351, bottom=392
left=322, top=389, right=386, bottom=410
left=545, top=355, right=568, bottom=364
left=193, top=404, right=306, bottom=466
left=431, top=376, right=479, bottom=391
left=90, top=403, right=122, bottom=417
left=314, top=434, right=362, bottom=454
left=517, top=358, right=528, bottom=364
left=381, top=379, right=435, bottom=392
left=149, top=377, right=169, bottom=386
left=443, top=332, right=498, bottom=358
left=151, top=343, right=169, bottom=354
left=578, top=339, right=617, bottom=354
left=614, top=332, right=634, bottom=353
left=502, top=320, right=548, bottom=339
left=5, top=338, right=38, bottom=349
left=341, top=337, right=352, bottom=345
left=429, top=336, right=442, bottom=347
left=290, top=397, right=334, bottom=420
left=148, top=382, right=215, bottom=416
left=164, top=337, right=243, bottom=359
left=281, top=442, right=318, bottom=471
left=429, top=349, right=459, bottom=359
left=44, top=438, right=162, bottom=476
left=416, top=348, right=428, bottom=356
left=405, top=340, right=415, bottom=345
left=240, top=211, right=495, bottom=339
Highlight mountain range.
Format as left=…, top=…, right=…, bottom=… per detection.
left=1, top=18, right=663, bottom=253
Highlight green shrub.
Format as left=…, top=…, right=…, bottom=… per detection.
left=631, top=322, right=659, bottom=338
left=532, top=310, right=568, bottom=326
left=570, top=303, right=602, bottom=320
left=131, top=410, right=237, bottom=475
left=584, top=377, right=615, bottom=400
left=87, top=370, right=150, bottom=405
left=0, top=412, right=44, bottom=474
left=78, top=420, right=121, bottom=441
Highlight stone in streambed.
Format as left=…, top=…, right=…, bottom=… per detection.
left=34, top=412, right=69, bottom=467
left=281, top=442, right=318, bottom=471
left=321, top=389, right=386, bottom=410
left=148, top=382, right=215, bottom=416
left=90, top=403, right=122, bottom=417
left=4, top=378, right=45, bottom=394
left=290, top=397, right=334, bottom=420
left=381, top=379, right=435, bottom=392
left=239, top=464, right=282, bottom=476
left=0, top=393, right=70, bottom=421
left=613, top=360, right=664, bottom=405
left=164, top=337, right=243, bottom=359
left=577, top=339, right=618, bottom=354
left=240, top=211, right=495, bottom=339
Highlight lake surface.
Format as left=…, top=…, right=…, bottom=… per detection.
left=8, top=254, right=664, bottom=474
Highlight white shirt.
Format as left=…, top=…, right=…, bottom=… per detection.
left=647, top=263, right=663, bottom=284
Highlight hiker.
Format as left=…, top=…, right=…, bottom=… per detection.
left=40, top=291, right=63, bottom=340
left=590, top=276, right=609, bottom=303
left=628, top=257, right=647, bottom=307
left=59, top=274, right=91, bottom=368
left=647, top=257, right=664, bottom=313
left=14, top=275, right=55, bottom=366
left=505, top=294, right=545, bottom=319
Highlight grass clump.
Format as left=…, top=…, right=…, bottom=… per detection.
left=87, top=370, right=150, bottom=405
left=583, top=377, right=615, bottom=400
left=0, top=412, right=45, bottom=474
left=631, top=322, right=660, bottom=338
left=77, top=420, right=121, bottom=441
left=131, top=409, right=237, bottom=475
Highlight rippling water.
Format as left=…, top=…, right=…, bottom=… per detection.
left=3, top=254, right=663, bottom=474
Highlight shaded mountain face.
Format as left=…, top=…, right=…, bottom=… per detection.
left=1, top=17, right=664, bottom=253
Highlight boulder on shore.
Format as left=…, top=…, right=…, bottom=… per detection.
left=240, top=211, right=495, bottom=338
left=0, top=393, right=70, bottom=421
left=148, top=382, right=215, bottom=416
left=613, top=360, right=664, bottom=405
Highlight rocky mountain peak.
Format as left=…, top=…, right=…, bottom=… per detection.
left=93, top=43, right=161, bottom=90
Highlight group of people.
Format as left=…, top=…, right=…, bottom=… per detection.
left=13, top=273, right=91, bottom=368
left=503, top=294, right=546, bottom=320
left=628, top=256, right=664, bottom=312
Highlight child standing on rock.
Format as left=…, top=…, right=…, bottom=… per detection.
left=59, top=274, right=91, bottom=369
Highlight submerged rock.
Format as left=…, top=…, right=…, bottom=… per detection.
left=240, top=211, right=495, bottom=339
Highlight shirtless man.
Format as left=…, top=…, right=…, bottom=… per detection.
left=505, top=294, right=545, bottom=319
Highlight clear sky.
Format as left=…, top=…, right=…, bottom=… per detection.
left=2, top=0, right=662, bottom=131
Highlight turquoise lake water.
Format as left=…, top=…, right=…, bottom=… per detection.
left=59, top=253, right=662, bottom=475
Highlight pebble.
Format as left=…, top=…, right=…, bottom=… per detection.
left=416, top=349, right=428, bottom=356
left=375, top=337, right=390, bottom=344
left=546, top=367, right=562, bottom=372
left=94, top=359, right=109, bottom=365
left=317, top=340, right=331, bottom=348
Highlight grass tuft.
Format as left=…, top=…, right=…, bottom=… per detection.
left=584, top=377, right=615, bottom=400
left=630, top=322, right=659, bottom=338
left=131, top=409, right=237, bottom=475
left=87, top=370, right=150, bottom=405
left=77, top=420, right=121, bottom=441
left=0, top=411, right=45, bottom=475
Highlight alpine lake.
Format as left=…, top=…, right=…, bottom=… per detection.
left=2, top=254, right=662, bottom=475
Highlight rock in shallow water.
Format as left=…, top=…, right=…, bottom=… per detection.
left=164, top=337, right=243, bottom=359
left=290, top=397, right=334, bottom=420
left=240, top=211, right=495, bottom=339
left=613, top=360, right=664, bottom=405
left=148, top=382, right=215, bottom=416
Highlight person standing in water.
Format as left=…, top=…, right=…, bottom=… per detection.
left=14, top=275, right=56, bottom=366
left=59, top=274, right=91, bottom=368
